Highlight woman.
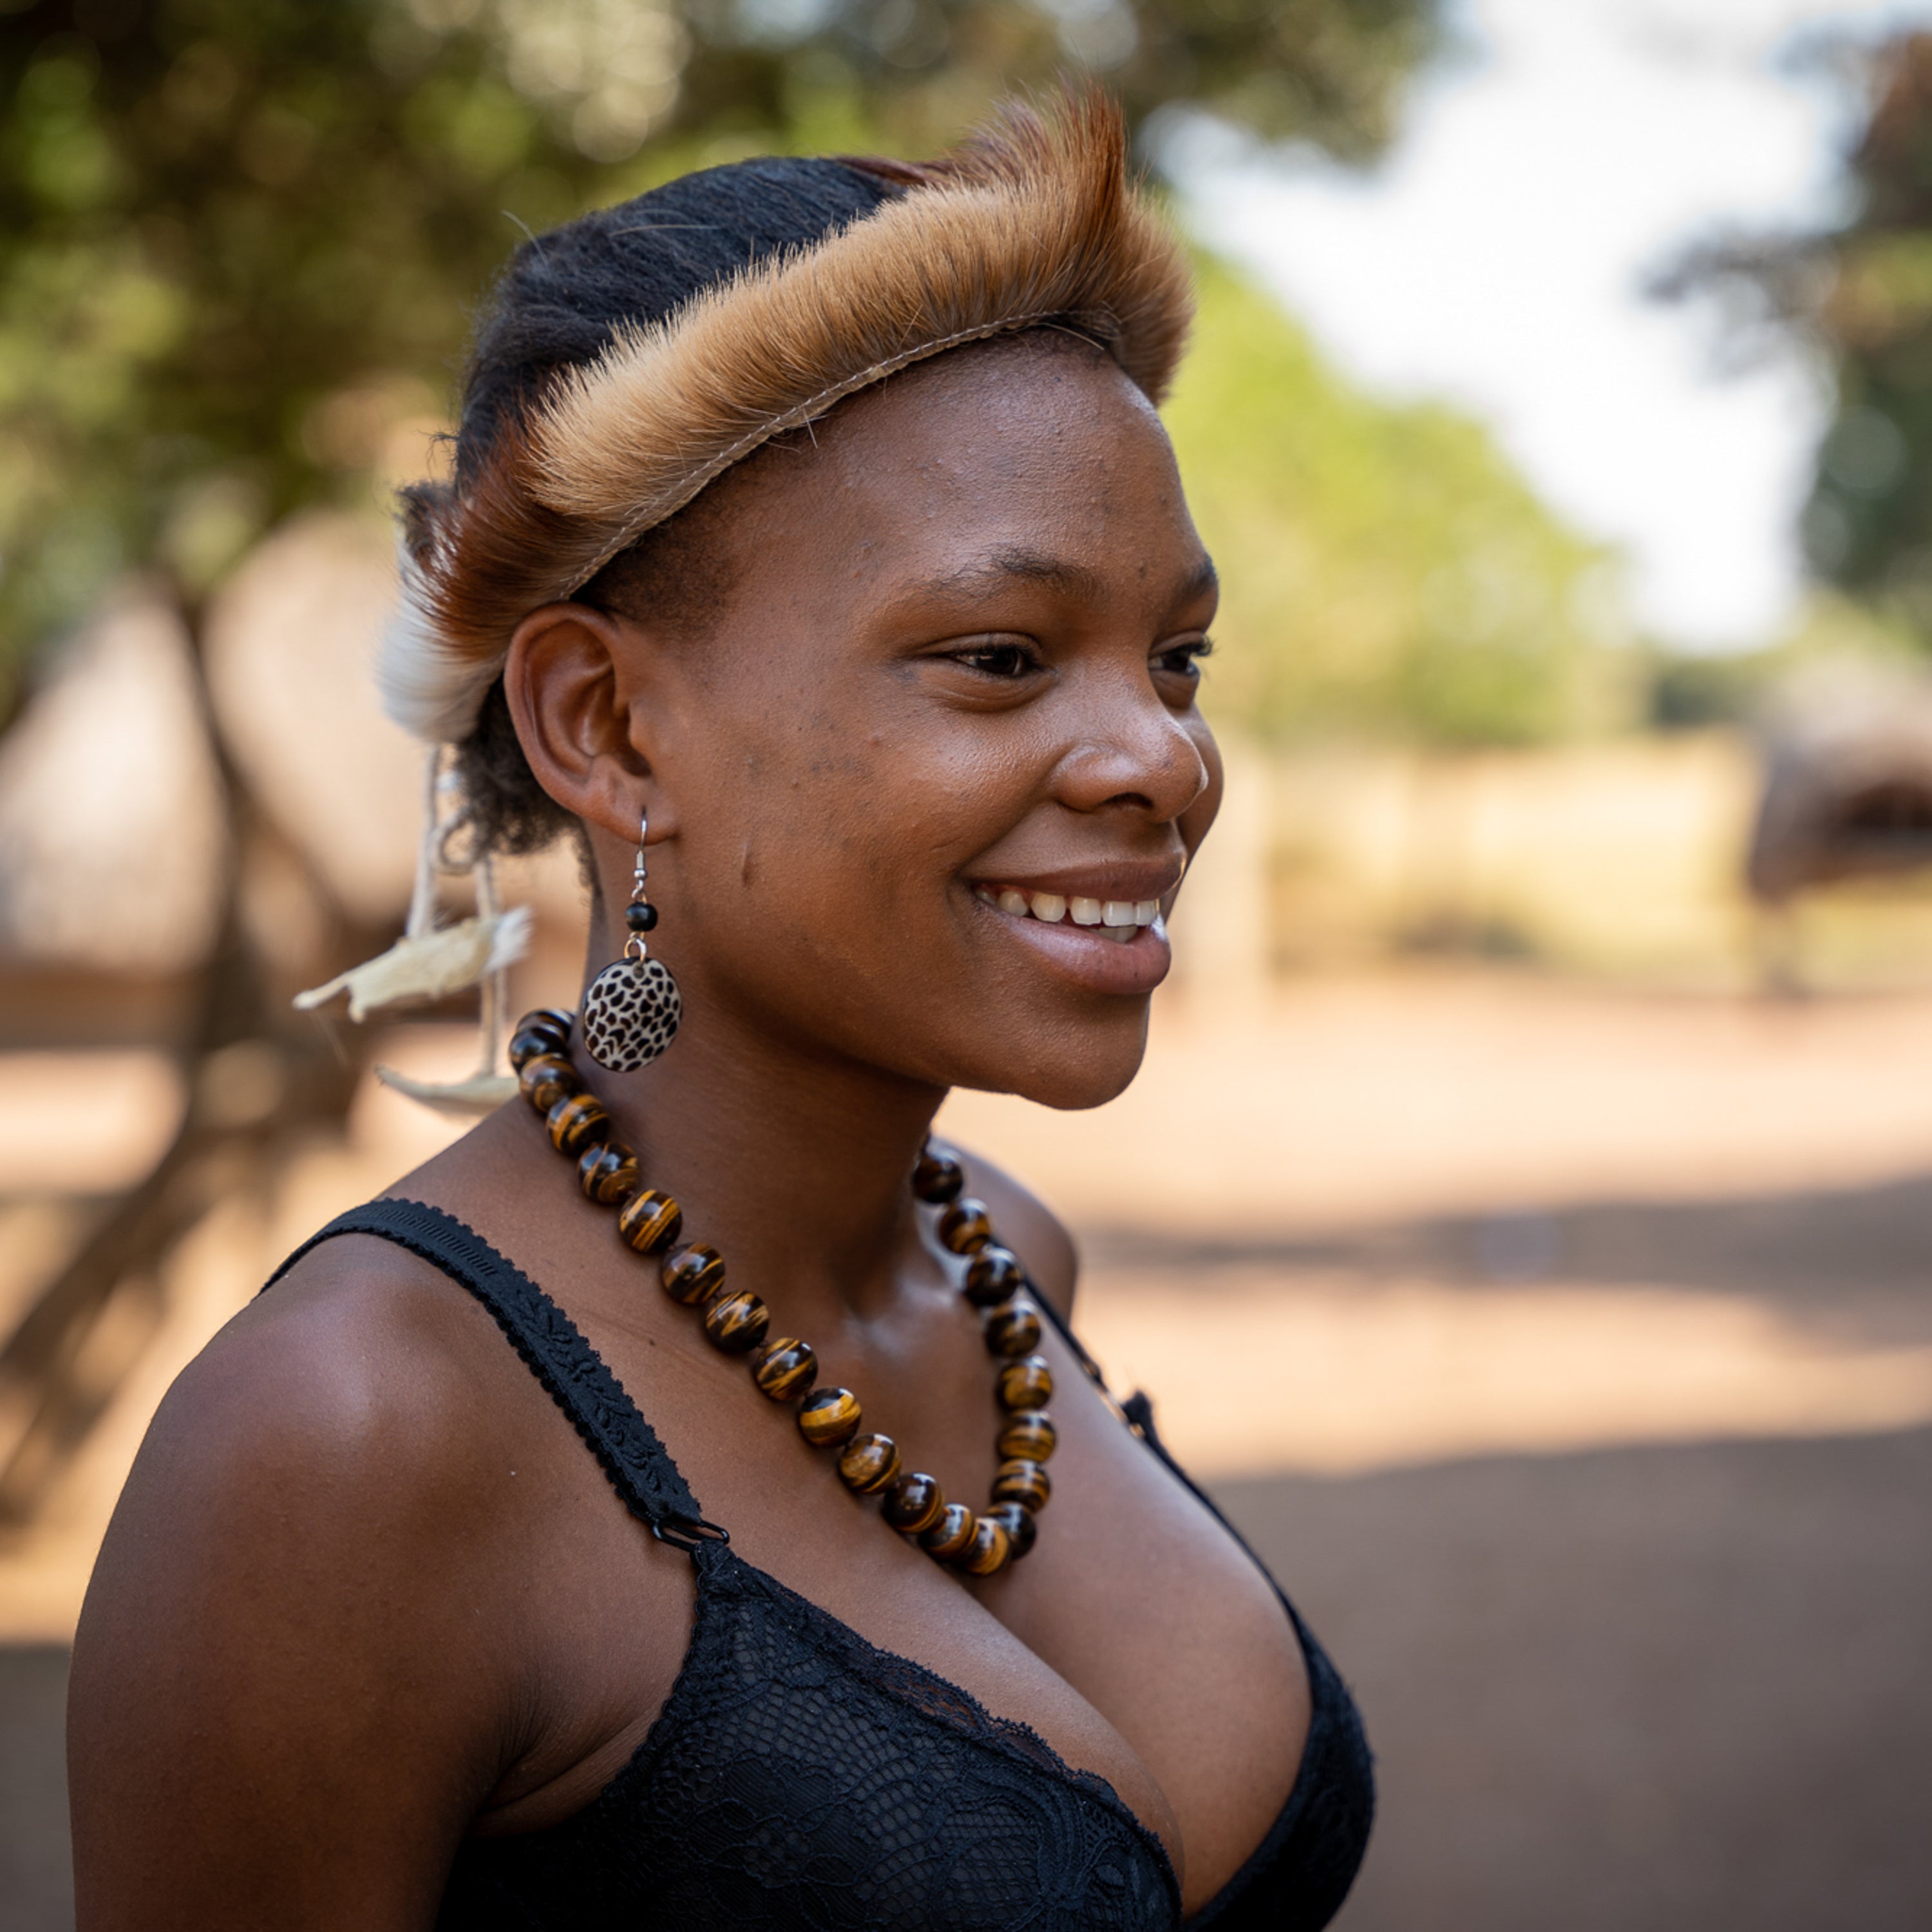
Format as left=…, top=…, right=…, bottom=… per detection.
left=67, top=95, right=1371, bottom=1929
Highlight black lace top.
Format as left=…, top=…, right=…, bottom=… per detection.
left=269, top=1200, right=1372, bottom=1930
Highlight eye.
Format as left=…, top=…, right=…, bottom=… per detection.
left=949, top=639, right=1043, bottom=679
left=1153, top=636, right=1214, bottom=679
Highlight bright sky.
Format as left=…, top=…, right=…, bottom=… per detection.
left=1167, top=0, right=1932, bottom=650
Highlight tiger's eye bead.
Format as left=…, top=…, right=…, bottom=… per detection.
left=619, top=1189, right=683, bottom=1255
left=957, top=1514, right=1012, bottom=1577
left=509, top=1022, right=568, bottom=1072
left=623, top=900, right=659, bottom=933
left=986, top=1502, right=1038, bottom=1560
left=578, top=1141, right=638, bottom=1204
left=701, top=1289, right=770, bottom=1354
left=881, top=1472, right=945, bottom=1535
left=919, top=1502, right=979, bottom=1563
left=938, top=1197, right=993, bottom=1255
left=837, top=1432, right=902, bottom=1494
left=518, top=1053, right=580, bottom=1113
left=797, top=1386, right=862, bottom=1447
left=520, top=1006, right=577, bottom=1039
left=547, top=1092, right=611, bottom=1155
left=998, top=1354, right=1054, bottom=1412
left=911, top=1147, right=965, bottom=1204
left=983, top=1298, right=1042, bottom=1358
left=751, top=1338, right=817, bottom=1401
left=992, top=1457, right=1052, bottom=1513
left=997, top=1412, right=1057, bottom=1463
left=660, top=1243, right=724, bottom=1305
left=962, top=1244, right=1025, bottom=1307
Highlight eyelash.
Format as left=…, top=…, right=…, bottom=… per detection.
left=949, top=637, right=1215, bottom=680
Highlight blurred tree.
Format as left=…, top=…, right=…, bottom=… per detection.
left=0, top=0, right=1441, bottom=1516
left=1168, top=260, right=1625, bottom=748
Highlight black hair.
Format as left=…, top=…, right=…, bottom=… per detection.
left=446, top=156, right=905, bottom=858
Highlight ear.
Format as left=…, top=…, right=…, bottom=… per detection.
left=500, top=603, right=678, bottom=844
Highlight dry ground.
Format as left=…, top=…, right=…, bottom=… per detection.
left=5, top=969, right=1931, bottom=1928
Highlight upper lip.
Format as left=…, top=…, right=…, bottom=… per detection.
left=963, top=863, right=1184, bottom=903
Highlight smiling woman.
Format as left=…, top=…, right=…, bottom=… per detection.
left=65, top=93, right=1371, bottom=1932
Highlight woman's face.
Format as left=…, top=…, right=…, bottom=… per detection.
left=528, top=334, right=1220, bottom=1112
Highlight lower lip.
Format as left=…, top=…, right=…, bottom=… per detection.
left=974, top=900, right=1173, bottom=996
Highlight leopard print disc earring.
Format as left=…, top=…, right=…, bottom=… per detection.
left=582, top=813, right=683, bottom=1072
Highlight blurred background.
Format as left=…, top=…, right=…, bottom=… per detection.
left=4, top=0, right=1932, bottom=1924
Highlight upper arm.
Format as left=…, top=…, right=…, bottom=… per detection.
left=68, top=1259, right=521, bottom=1931
left=946, top=1146, right=1080, bottom=1319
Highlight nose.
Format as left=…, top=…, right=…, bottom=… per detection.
left=1051, top=665, right=1213, bottom=826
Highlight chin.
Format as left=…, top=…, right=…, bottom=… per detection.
left=944, top=1010, right=1151, bottom=1112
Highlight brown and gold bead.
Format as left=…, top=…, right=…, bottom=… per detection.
left=997, top=1412, right=1057, bottom=1463
left=997, top=1354, right=1054, bottom=1412
left=660, top=1243, right=725, bottom=1305
left=618, top=1189, right=683, bottom=1255
left=578, top=1141, right=639, bottom=1204
left=911, top=1147, right=965, bottom=1204
left=837, top=1432, right=902, bottom=1494
left=881, top=1472, right=945, bottom=1535
left=985, top=1501, right=1038, bottom=1560
left=509, top=1021, right=569, bottom=1072
left=962, top=1244, right=1025, bottom=1307
left=547, top=1092, right=611, bottom=1155
left=701, top=1289, right=770, bottom=1354
left=523, top=1006, right=577, bottom=1039
left=797, top=1386, right=862, bottom=1447
left=519, top=1054, right=580, bottom=1113
left=983, top=1298, right=1042, bottom=1358
left=751, top=1338, right=817, bottom=1402
left=938, top=1197, right=994, bottom=1256
left=918, top=1502, right=979, bottom=1562
left=992, top=1457, right=1051, bottom=1513
left=957, top=1514, right=1012, bottom=1577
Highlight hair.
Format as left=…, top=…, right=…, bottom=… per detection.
left=401, top=96, right=1194, bottom=857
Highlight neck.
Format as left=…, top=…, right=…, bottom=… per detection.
left=578, top=959, right=950, bottom=1329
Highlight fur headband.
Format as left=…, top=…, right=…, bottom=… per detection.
left=381, top=92, right=1195, bottom=744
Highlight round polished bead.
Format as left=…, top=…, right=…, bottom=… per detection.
left=983, top=1298, right=1042, bottom=1358
left=957, top=1514, right=1012, bottom=1577
left=797, top=1386, right=862, bottom=1448
left=547, top=1091, right=611, bottom=1155
left=659, top=1243, right=724, bottom=1305
left=919, top=1502, right=979, bottom=1563
left=881, top=1472, right=945, bottom=1535
left=518, top=1053, right=580, bottom=1113
left=578, top=1141, right=638, bottom=1205
left=623, top=900, right=659, bottom=933
left=962, top=1244, right=1025, bottom=1307
left=986, top=1501, right=1038, bottom=1560
left=750, top=1338, right=817, bottom=1402
left=911, top=1147, right=965, bottom=1204
left=997, top=1411, right=1057, bottom=1463
left=701, top=1289, right=770, bottom=1354
left=997, top=1354, right=1054, bottom=1412
left=509, top=1022, right=569, bottom=1072
left=618, top=1188, right=683, bottom=1255
left=992, top=1457, right=1052, bottom=1513
left=521, top=1006, right=577, bottom=1039
left=937, top=1197, right=994, bottom=1255
left=837, top=1432, right=902, bottom=1494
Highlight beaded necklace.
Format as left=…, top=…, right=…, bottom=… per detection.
left=508, top=1006, right=1054, bottom=1577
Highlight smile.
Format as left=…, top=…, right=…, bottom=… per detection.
left=971, top=885, right=1164, bottom=945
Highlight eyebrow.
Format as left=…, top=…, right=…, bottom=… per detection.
left=907, top=546, right=1220, bottom=608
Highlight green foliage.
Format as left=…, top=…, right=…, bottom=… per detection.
left=1166, top=260, right=1624, bottom=746
left=0, top=0, right=1437, bottom=721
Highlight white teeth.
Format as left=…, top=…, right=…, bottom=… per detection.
left=1102, top=900, right=1135, bottom=927
left=998, top=889, right=1029, bottom=915
left=1031, top=893, right=1066, bottom=922
left=1101, top=924, right=1137, bottom=943
left=1134, top=900, right=1158, bottom=924
left=1069, top=897, right=1103, bottom=925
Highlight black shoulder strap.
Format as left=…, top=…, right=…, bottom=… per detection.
left=266, top=1198, right=718, bottom=1546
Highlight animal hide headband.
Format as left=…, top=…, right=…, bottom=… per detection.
left=381, top=92, right=1195, bottom=744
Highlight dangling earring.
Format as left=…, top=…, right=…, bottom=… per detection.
left=582, top=813, right=684, bottom=1072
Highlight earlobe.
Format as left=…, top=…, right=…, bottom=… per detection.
left=502, top=603, right=672, bottom=842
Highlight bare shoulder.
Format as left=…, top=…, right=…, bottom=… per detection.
left=944, top=1143, right=1080, bottom=1318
